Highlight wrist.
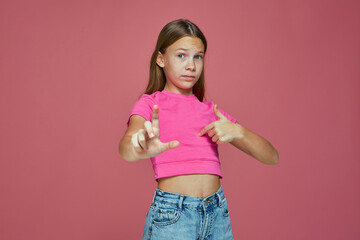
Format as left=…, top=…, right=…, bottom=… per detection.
left=233, top=122, right=245, bottom=140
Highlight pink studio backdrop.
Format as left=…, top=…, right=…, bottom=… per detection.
left=1, top=0, right=359, bottom=239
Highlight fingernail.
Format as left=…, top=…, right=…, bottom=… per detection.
left=150, top=132, right=155, bottom=138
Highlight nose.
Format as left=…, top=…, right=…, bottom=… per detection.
left=185, top=59, right=196, bottom=71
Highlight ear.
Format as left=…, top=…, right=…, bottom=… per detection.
left=156, top=51, right=165, bottom=68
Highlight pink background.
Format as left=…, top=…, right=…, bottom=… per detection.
left=1, top=0, right=359, bottom=239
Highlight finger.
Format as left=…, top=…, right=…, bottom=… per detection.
left=138, top=129, right=148, bottom=150
left=144, top=121, right=155, bottom=138
left=199, top=122, right=215, bottom=136
left=131, top=133, right=143, bottom=153
left=168, top=140, right=180, bottom=149
left=214, top=104, right=226, bottom=120
left=207, top=129, right=216, bottom=138
left=152, top=105, right=159, bottom=131
left=160, top=140, right=180, bottom=153
left=212, top=135, right=219, bottom=143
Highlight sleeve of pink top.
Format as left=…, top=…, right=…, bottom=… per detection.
left=126, top=94, right=155, bottom=127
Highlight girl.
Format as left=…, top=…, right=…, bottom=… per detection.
left=119, top=19, right=279, bottom=240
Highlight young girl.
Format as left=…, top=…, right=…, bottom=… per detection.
left=119, top=19, right=278, bottom=240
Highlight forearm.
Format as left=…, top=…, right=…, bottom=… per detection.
left=230, top=123, right=279, bottom=165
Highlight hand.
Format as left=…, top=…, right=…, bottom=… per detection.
left=131, top=105, right=180, bottom=159
left=198, top=104, right=240, bottom=144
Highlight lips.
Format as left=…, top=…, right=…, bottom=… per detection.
left=181, top=75, right=195, bottom=78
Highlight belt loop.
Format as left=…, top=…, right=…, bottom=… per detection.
left=152, top=189, right=157, bottom=203
left=178, top=195, right=184, bottom=210
left=216, top=192, right=222, bottom=207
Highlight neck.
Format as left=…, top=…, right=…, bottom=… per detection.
left=163, top=85, right=193, bottom=96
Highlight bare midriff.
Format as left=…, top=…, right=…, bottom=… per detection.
left=157, top=174, right=221, bottom=198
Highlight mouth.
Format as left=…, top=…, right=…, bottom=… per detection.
left=181, top=75, right=196, bottom=80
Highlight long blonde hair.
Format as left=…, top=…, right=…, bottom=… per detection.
left=143, top=19, right=207, bottom=102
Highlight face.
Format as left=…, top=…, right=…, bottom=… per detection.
left=156, top=36, right=205, bottom=95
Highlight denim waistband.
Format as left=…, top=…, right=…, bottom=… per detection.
left=151, top=185, right=226, bottom=210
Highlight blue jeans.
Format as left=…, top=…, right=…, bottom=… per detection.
left=142, top=185, right=234, bottom=240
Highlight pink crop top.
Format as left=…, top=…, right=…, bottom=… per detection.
left=126, top=90, right=237, bottom=181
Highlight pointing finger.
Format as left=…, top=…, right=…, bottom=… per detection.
left=152, top=105, right=159, bottom=130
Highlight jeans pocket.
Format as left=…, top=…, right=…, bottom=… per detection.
left=220, top=198, right=230, bottom=217
left=153, top=201, right=182, bottom=226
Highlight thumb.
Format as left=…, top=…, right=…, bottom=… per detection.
left=161, top=140, right=180, bottom=152
left=169, top=140, right=180, bottom=149
left=214, top=104, right=226, bottom=120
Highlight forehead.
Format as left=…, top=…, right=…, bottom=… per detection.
left=167, top=36, right=204, bottom=52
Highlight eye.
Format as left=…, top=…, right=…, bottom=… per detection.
left=177, top=54, right=185, bottom=58
left=195, top=55, right=203, bottom=60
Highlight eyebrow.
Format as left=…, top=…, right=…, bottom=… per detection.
left=175, top=48, right=204, bottom=54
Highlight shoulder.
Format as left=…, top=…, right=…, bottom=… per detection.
left=137, top=91, right=161, bottom=104
left=127, top=92, right=161, bottom=126
left=202, top=99, right=237, bottom=122
left=139, top=90, right=181, bottom=104
left=201, top=99, right=215, bottom=107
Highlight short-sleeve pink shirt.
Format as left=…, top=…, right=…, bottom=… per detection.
left=127, top=90, right=237, bottom=181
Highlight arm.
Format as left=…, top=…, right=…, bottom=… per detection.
left=230, top=122, right=279, bottom=165
left=199, top=104, right=279, bottom=165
